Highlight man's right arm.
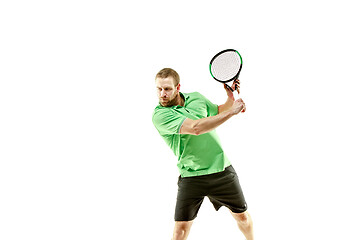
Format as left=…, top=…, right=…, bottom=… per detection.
left=180, top=98, right=245, bottom=135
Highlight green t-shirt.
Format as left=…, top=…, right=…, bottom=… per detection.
left=152, top=92, right=231, bottom=177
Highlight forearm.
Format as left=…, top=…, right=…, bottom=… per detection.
left=218, top=97, right=234, bottom=114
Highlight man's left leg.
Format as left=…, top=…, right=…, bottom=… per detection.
left=230, top=210, right=254, bottom=240
left=172, top=221, right=194, bottom=240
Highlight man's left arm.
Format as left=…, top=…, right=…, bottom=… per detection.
left=218, top=80, right=239, bottom=114
left=218, top=96, right=234, bottom=114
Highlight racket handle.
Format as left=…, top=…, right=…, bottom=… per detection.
left=233, top=86, right=240, bottom=100
left=233, top=86, right=245, bottom=112
left=225, top=83, right=240, bottom=100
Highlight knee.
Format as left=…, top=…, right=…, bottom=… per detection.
left=238, top=212, right=248, bottom=222
left=172, top=228, right=187, bottom=240
left=234, top=212, right=250, bottom=225
left=172, top=222, right=192, bottom=240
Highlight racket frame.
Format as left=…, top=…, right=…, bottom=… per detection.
left=209, top=49, right=243, bottom=92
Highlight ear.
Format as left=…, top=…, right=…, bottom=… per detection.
left=176, top=83, right=181, bottom=92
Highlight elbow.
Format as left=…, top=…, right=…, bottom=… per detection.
left=191, top=122, right=202, bottom=136
left=192, top=128, right=201, bottom=136
left=181, top=119, right=204, bottom=135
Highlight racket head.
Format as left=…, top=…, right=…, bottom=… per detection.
left=209, top=49, right=243, bottom=83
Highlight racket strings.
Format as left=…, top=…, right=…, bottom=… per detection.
left=210, top=51, right=241, bottom=81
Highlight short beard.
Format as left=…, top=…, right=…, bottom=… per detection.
left=160, top=93, right=179, bottom=107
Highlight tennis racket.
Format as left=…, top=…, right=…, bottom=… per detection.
left=209, top=49, right=243, bottom=99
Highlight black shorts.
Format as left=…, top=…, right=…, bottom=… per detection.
left=175, top=165, right=247, bottom=221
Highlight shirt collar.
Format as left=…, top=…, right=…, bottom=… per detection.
left=180, top=92, right=190, bottom=101
left=157, top=92, right=190, bottom=109
left=174, top=92, right=189, bottom=109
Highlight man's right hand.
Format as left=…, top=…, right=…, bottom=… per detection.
left=231, top=98, right=246, bottom=115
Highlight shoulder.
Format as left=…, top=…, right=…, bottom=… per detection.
left=186, top=91, right=206, bottom=100
left=152, top=105, right=179, bottom=125
left=187, top=92, right=213, bottom=104
left=152, top=105, right=170, bottom=120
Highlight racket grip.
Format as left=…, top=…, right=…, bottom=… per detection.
left=234, top=90, right=240, bottom=100
left=225, top=83, right=240, bottom=99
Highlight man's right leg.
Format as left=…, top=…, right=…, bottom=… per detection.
left=172, top=221, right=193, bottom=240
left=174, top=175, right=206, bottom=240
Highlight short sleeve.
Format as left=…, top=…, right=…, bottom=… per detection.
left=196, top=92, right=218, bottom=117
left=152, top=108, right=187, bottom=135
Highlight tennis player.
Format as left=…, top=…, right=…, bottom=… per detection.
left=152, top=68, right=254, bottom=240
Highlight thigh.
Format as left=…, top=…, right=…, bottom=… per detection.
left=208, top=166, right=247, bottom=213
left=175, top=176, right=206, bottom=221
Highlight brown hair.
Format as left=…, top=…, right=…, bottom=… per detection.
left=155, top=68, right=180, bottom=86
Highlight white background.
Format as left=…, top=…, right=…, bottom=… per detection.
left=1, top=0, right=359, bottom=239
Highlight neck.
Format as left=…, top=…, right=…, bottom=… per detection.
left=176, top=93, right=184, bottom=106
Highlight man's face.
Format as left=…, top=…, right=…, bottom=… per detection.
left=155, top=77, right=179, bottom=107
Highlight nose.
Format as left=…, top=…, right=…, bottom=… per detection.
left=160, top=89, right=167, bottom=97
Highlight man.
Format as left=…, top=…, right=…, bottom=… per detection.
left=152, top=68, right=254, bottom=240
